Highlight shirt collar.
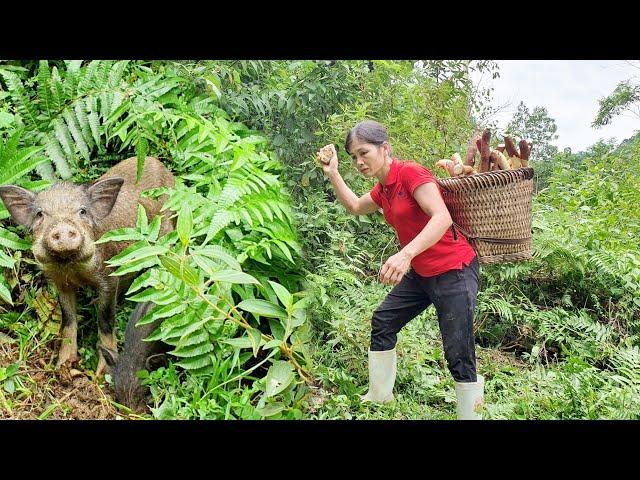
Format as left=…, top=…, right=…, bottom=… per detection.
left=383, top=158, right=400, bottom=186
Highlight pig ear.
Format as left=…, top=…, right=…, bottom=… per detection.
left=87, top=177, right=125, bottom=220
left=99, top=346, right=118, bottom=369
left=0, top=185, right=36, bottom=226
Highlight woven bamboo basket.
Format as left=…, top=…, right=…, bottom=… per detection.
left=437, top=167, right=534, bottom=265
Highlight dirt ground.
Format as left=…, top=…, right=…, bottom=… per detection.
left=0, top=338, right=143, bottom=420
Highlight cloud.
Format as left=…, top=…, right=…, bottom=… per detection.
left=471, top=61, right=640, bottom=152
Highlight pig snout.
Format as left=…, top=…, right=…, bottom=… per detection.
left=45, top=223, right=83, bottom=257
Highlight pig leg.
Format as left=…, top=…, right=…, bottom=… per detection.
left=56, top=287, right=79, bottom=367
left=95, top=280, right=119, bottom=377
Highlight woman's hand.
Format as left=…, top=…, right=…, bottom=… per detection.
left=379, top=250, right=413, bottom=285
left=317, top=144, right=338, bottom=177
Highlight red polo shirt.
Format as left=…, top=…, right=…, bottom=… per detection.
left=370, top=159, right=476, bottom=277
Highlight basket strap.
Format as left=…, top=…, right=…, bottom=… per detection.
left=452, top=222, right=531, bottom=245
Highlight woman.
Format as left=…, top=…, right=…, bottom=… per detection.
left=318, top=120, right=484, bottom=420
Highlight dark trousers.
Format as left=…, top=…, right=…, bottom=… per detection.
left=370, top=256, right=480, bottom=382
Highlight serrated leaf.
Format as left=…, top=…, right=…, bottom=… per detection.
left=236, top=299, right=288, bottom=319
left=136, top=204, right=148, bottom=234
left=192, top=245, right=241, bottom=271
left=127, top=286, right=179, bottom=305
left=0, top=229, right=30, bottom=250
left=177, top=203, right=193, bottom=246
left=108, top=244, right=168, bottom=266
left=0, top=251, right=15, bottom=269
left=95, top=228, right=145, bottom=244
left=149, top=301, right=188, bottom=321
left=175, top=354, right=213, bottom=370
left=136, top=139, right=148, bottom=182
left=159, top=255, right=199, bottom=286
left=112, top=256, right=159, bottom=276
left=265, top=361, right=295, bottom=397
left=125, top=269, right=156, bottom=295
left=147, top=215, right=162, bottom=242
left=208, top=270, right=259, bottom=285
left=171, top=341, right=214, bottom=358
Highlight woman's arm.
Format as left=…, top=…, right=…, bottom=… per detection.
left=379, top=182, right=452, bottom=285
left=319, top=144, right=380, bottom=216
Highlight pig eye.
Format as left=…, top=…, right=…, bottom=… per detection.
left=36, top=211, right=43, bottom=218
left=79, top=208, right=87, bottom=216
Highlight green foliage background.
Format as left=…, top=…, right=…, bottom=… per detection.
left=0, top=60, right=310, bottom=419
left=1, top=59, right=639, bottom=419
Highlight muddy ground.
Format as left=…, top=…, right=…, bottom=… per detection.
left=0, top=338, right=143, bottom=420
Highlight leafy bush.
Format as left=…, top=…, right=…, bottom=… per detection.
left=0, top=60, right=309, bottom=419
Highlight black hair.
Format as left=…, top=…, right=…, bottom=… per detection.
left=344, top=120, right=392, bottom=154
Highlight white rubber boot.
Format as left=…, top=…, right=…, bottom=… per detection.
left=455, top=374, right=484, bottom=420
left=360, top=348, right=397, bottom=404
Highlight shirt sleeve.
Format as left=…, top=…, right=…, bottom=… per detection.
left=400, top=162, right=438, bottom=195
left=369, top=182, right=383, bottom=207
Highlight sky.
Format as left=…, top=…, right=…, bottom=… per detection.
left=470, top=60, right=640, bottom=153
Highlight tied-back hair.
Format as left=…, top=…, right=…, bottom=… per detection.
left=344, top=120, right=393, bottom=155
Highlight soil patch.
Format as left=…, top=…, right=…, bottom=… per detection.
left=0, top=339, right=142, bottom=420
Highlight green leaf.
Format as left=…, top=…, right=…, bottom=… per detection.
left=127, top=286, right=179, bottom=305
left=222, top=333, right=265, bottom=351
left=236, top=299, right=288, bottom=319
left=107, top=244, right=168, bottom=266
left=171, top=341, right=214, bottom=358
left=136, top=139, right=148, bottom=183
left=0, top=111, right=14, bottom=129
left=273, top=239, right=295, bottom=264
left=175, top=354, right=213, bottom=370
left=208, top=270, right=259, bottom=285
left=136, top=204, right=148, bottom=234
left=0, top=251, right=15, bottom=269
left=192, top=245, right=241, bottom=271
left=256, top=402, right=285, bottom=417
left=112, top=256, right=159, bottom=276
left=0, top=229, right=30, bottom=250
left=262, top=338, right=282, bottom=350
left=125, top=269, right=155, bottom=295
left=95, top=228, right=145, bottom=244
left=159, top=255, right=199, bottom=286
left=147, top=215, right=162, bottom=242
left=248, top=327, right=263, bottom=357
left=3, top=378, right=15, bottom=394
left=267, top=280, right=292, bottom=310
left=177, top=203, right=193, bottom=246
left=265, top=361, right=295, bottom=397
left=0, top=280, right=13, bottom=305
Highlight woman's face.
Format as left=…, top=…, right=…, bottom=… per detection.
left=348, top=138, right=389, bottom=177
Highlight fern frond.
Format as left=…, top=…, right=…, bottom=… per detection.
left=62, top=108, right=90, bottom=162
left=63, top=60, right=83, bottom=99
left=108, top=60, right=129, bottom=88
left=50, top=66, right=66, bottom=114
left=203, top=210, right=236, bottom=245
left=44, top=133, right=73, bottom=179
left=0, top=148, right=46, bottom=185
left=0, top=70, right=39, bottom=129
left=51, top=116, right=76, bottom=162
left=77, top=60, right=100, bottom=94
left=74, top=101, right=94, bottom=151
left=85, top=96, right=102, bottom=150
left=37, top=60, right=53, bottom=122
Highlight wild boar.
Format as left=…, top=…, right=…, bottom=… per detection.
left=0, top=156, right=175, bottom=376
left=100, top=301, right=169, bottom=413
